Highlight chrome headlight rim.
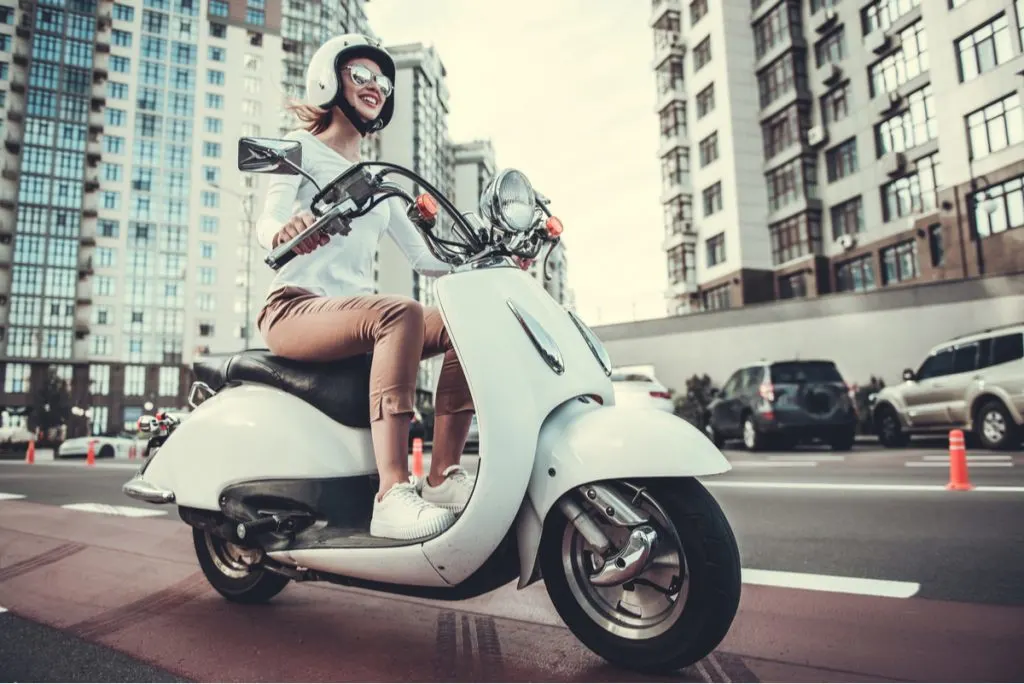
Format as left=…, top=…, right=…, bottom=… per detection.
left=480, top=168, right=538, bottom=233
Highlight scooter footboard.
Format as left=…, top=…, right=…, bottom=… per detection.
left=515, top=398, right=731, bottom=588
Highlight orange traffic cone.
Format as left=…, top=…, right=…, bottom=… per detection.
left=946, top=429, right=973, bottom=491
left=25, top=440, right=34, bottom=464
left=411, top=437, right=424, bottom=478
left=86, top=439, right=95, bottom=467
left=129, top=444, right=136, bottom=460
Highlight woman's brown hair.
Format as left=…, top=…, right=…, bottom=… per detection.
left=287, top=101, right=333, bottom=135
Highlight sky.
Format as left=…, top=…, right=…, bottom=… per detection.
left=363, top=0, right=669, bottom=325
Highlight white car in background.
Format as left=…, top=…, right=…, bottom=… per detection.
left=611, top=369, right=675, bottom=412
left=57, top=435, right=142, bottom=460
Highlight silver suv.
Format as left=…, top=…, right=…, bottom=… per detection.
left=872, top=323, right=1024, bottom=450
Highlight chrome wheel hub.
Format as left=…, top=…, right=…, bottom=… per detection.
left=743, top=420, right=755, bottom=448
left=205, top=533, right=262, bottom=579
left=561, top=483, right=688, bottom=640
left=983, top=410, right=1006, bottom=443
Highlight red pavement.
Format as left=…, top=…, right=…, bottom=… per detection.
left=0, top=500, right=1021, bottom=682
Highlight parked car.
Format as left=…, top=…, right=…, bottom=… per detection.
left=704, top=359, right=858, bottom=451
left=871, top=323, right=1024, bottom=450
left=57, top=434, right=137, bottom=460
left=610, top=370, right=674, bottom=412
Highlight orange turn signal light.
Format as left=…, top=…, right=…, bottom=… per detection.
left=546, top=216, right=563, bottom=238
left=415, top=193, right=438, bottom=221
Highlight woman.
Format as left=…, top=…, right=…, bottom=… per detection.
left=254, top=35, right=488, bottom=541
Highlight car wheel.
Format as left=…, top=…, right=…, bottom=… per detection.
left=875, top=405, right=909, bottom=448
left=975, top=400, right=1019, bottom=451
left=741, top=415, right=761, bottom=452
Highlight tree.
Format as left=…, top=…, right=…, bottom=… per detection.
left=672, top=374, right=719, bottom=429
left=29, top=369, right=72, bottom=441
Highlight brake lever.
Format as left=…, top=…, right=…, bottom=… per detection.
left=265, top=202, right=353, bottom=270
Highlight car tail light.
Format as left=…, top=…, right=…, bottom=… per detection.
left=758, top=383, right=775, bottom=402
left=650, top=390, right=671, bottom=399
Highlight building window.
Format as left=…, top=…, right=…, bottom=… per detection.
left=124, top=366, right=146, bottom=396
left=869, top=21, right=928, bottom=97
left=831, top=196, right=863, bottom=239
left=3, top=363, right=31, bottom=393
left=690, top=0, right=708, bottom=25
left=778, top=272, right=807, bottom=300
left=966, top=92, right=1023, bottom=160
left=664, top=195, right=693, bottom=236
left=928, top=224, right=945, bottom=266
left=699, top=131, right=719, bottom=167
left=862, top=0, right=921, bottom=36
left=876, top=84, right=938, bottom=157
left=769, top=212, right=822, bottom=265
left=701, top=283, right=730, bottom=311
left=660, top=147, right=689, bottom=192
left=693, top=36, right=712, bottom=71
left=762, top=102, right=810, bottom=159
left=696, top=83, right=715, bottom=118
left=702, top=182, right=723, bottom=216
left=655, top=56, right=684, bottom=97
left=814, top=28, right=846, bottom=68
left=757, top=50, right=807, bottom=109
left=956, top=14, right=1014, bottom=82
left=880, top=239, right=919, bottom=284
left=659, top=101, right=686, bottom=141
left=1018, top=0, right=1024, bottom=49
left=89, top=364, right=110, bottom=395
left=973, top=174, right=1024, bottom=238
left=667, top=243, right=696, bottom=287
left=209, top=0, right=228, bottom=16
left=835, top=254, right=876, bottom=292
left=766, top=156, right=818, bottom=212
left=159, top=367, right=179, bottom=397
left=826, top=137, right=858, bottom=182
left=880, top=152, right=940, bottom=222
left=706, top=232, right=725, bottom=266
left=754, top=1, right=799, bottom=59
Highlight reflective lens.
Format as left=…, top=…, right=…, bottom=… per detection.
left=346, top=65, right=392, bottom=97
left=494, top=170, right=536, bottom=231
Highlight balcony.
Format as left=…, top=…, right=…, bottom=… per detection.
left=816, top=61, right=843, bottom=87
left=76, top=276, right=93, bottom=305
left=653, top=29, right=684, bottom=69
left=650, top=0, right=680, bottom=25
left=662, top=225, right=697, bottom=251
left=667, top=278, right=697, bottom=297
left=812, top=6, right=839, bottom=34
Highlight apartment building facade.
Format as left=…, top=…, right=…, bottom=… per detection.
left=653, top=0, right=1024, bottom=314
left=0, top=0, right=374, bottom=437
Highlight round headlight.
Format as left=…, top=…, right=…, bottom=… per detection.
left=480, top=169, right=537, bottom=233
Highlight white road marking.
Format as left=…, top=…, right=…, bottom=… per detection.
left=767, top=454, right=845, bottom=462
left=705, top=480, right=1024, bottom=493
left=0, top=493, right=26, bottom=501
left=0, top=606, right=6, bottom=614
left=741, top=568, right=920, bottom=598
left=61, top=503, right=166, bottom=517
left=905, top=461, right=1012, bottom=468
left=729, top=461, right=818, bottom=468
left=922, top=455, right=1011, bottom=461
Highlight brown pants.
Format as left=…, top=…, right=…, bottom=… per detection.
left=257, top=287, right=474, bottom=422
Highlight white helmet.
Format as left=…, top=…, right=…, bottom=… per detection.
left=305, top=33, right=396, bottom=135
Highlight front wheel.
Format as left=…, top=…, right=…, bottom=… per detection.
left=192, top=528, right=290, bottom=603
left=539, top=478, right=741, bottom=674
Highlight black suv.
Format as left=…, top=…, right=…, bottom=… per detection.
left=704, top=359, right=858, bottom=451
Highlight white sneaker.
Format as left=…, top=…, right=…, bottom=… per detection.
left=370, top=478, right=455, bottom=540
left=419, top=465, right=475, bottom=514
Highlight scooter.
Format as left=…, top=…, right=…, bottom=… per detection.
left=123, top=136, right=742, bottom=674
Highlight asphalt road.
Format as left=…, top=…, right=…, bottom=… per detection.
left=1, top=441, right=1023, bottom=681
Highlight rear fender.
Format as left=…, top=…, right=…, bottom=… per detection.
left=515, top=397, right=730, bottom=588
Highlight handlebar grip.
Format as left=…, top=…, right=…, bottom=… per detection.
left=264, top=206, right=343, bottom=271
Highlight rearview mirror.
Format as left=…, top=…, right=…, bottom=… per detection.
left=237, top=137, right=303, bottom=174
left=902, top=368, right=915, bottom=382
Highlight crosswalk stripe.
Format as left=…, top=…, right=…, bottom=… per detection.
left=61, top=503, right=166, bottom=517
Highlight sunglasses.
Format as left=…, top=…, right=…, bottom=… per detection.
left=344, top=65, right=393, bottom=98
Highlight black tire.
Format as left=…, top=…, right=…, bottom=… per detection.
left=741, top=414, right=762, bottom=451
left=975, top=400, right=1019, bottom=451
left=539, top=478, right=741, bottom=674
left=874, top=405, right=909, bottom=448
left=99, top=445, right=115, bottom=459
left=192, top=528, right=290, bottom=603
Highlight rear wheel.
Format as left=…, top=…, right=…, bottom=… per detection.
left=742, top=415, right=763, bottom=451
left=192, top=528, right=290, bottom=603
left=875, top=405, right=909, bottom=448
left=975, top=400, right=1019, bottom=451
left=539, top=478, right=741, bottom=674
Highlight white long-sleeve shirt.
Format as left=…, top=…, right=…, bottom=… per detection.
left=254, top=129, right=453, bottom=298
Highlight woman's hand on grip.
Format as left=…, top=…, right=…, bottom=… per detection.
left=272, top=211, right=330, bottom=254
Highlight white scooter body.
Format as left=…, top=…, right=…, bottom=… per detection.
left=131, top=259, right=730, bottom=591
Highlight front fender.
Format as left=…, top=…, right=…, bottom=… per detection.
left=516, top=398, right=731, bottom=588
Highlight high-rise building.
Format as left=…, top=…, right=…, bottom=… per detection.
left=652, top=0, right=1024, bottom=315
left=0, top=0, right=374, bottom=437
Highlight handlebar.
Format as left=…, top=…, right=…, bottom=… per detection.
left=264, top=202, right=352, bottom=270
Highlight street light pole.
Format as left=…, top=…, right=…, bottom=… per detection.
left=207, top=179, right=255, bottom=350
